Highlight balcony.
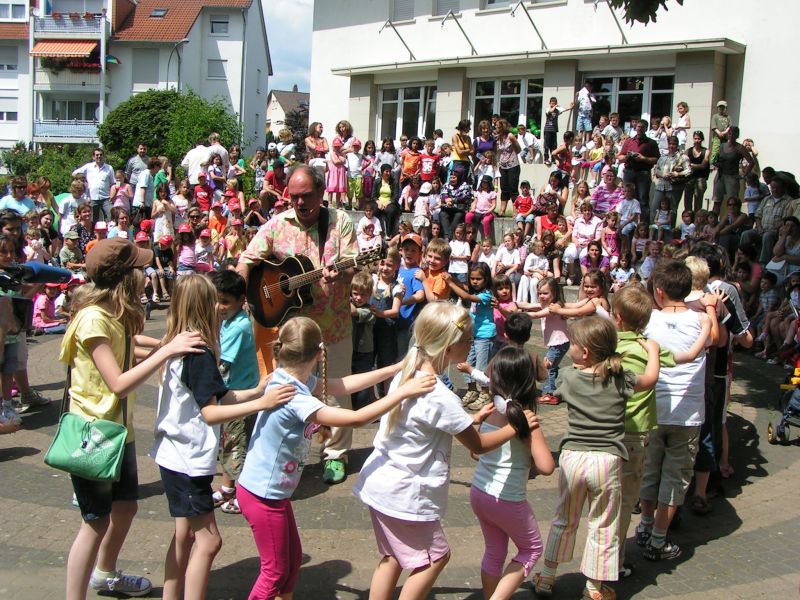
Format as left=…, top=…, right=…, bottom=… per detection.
left=33, top=120, right=99, bottom=143
left=34, top=68, right=108, bottom=90
left=33, top=15, right=105, bottom=39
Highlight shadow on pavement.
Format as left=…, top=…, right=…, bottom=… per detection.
left=293, top=447, right=373, bottom=501
left=0, top=445, right=39, bottom=462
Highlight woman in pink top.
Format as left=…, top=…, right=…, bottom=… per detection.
left=590, top=169, right=624, bottom=215
left=466, top=175, right=497, bottom=242
left=562, top=202, right=603, bottom=284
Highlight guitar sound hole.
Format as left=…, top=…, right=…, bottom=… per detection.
left=278, top=275, right=291, bottom=296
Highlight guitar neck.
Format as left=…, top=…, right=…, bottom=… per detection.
left=285, top=256, right=359, bottom=290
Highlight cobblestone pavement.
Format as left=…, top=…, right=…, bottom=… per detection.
left=1, top=305, right=799, bottom=599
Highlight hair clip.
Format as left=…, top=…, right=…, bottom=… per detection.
left=319, top=342, right=325, bottom=350
left=452, top=320, right=465, bottom=330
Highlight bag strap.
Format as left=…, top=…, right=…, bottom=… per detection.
left=317, top=207, right=330, bottom=262
left=61, top=337, right=131, bottom=427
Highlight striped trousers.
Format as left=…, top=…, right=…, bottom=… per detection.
left=543, top=449, right=622, bottom=581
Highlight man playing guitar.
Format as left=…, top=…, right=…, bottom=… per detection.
left=237, top=165, right=358, bottom=484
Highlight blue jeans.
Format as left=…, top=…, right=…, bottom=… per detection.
left=544, top=342, right=570, bottom=394
left=466, top=337, right=493, bottom=385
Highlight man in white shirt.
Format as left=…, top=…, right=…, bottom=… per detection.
left=208, top=132, right=229, bottom=171
left=72, top=147, right=115, bottom=221
left=516, top=123, right=539, bottom=164
left=125, top=143, right=149, bottom=187
left=181, top=137, right=212, bottom=185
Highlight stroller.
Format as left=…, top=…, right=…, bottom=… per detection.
left=767, top=363, right=800, bottom=445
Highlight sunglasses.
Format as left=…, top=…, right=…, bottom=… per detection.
left=14, top=185, right=27, bottom=189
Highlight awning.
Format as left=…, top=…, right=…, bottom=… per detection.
left=31, top=40, right=97, bottom=58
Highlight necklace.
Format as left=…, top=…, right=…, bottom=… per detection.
left=661, top=304, right=682, bottom=311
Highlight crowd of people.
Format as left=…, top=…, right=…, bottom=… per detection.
left=0, top=92, right=795, bottom=600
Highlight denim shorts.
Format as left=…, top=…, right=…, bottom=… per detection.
left=576, top=114, right=593, bottom=132
left=159, top=466, right=214, bottom=518
left=71, top=441, right=139, bottom=521
left=515, top=214, right=535, bottom=224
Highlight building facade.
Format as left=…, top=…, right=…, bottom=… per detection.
left=0, top=0, right=270, bottom=153
left=311, top=0, right=795, bottom=178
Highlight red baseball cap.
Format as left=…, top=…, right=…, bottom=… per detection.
left=139, top=219, right=153, bottom=232
left=159, top=234, right=174, bottom=246
left=135, top=231, right=149, bottom=242
left=211, top=202, right=223, bottom=210
left=400, top=233, right=423, bottom=248
left=231, top=218, right=243, bottom=226
left=200, top=228, right=212, bottom=238
left=178, top=223, right=192, bottom=233
left=248, top=198, right=259, bottom=206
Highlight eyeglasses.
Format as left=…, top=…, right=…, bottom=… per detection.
left=13, top=185, right=26, bottom=190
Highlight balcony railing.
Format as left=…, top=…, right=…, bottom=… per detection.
left=34, top=15, right=103, bottom=35
left=33, top=120, right=99, bottom=140
left=35, top=68, right=103, bottom=88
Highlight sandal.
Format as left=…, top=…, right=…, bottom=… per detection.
left=690, top=495, right=711, bottom=516
left=140, top=293, right=148, bottom=305
left=161, top=293, right=171, bottom=302
left=532, top=573, right=554, bottom=597
left=212, top=488, right=235, bottom=508
left=220, top=498, right=241, bottom=514
left=152, top=294, right=160, bottom=303
left=538, top=393, right=560, bottom=406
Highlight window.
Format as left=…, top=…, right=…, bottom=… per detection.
left=51, top=100, right=83, bottom=120
left=392, top=0, right=414, bottom=22
left=0, top=96, right=17, bottom=121
left=583, top=74, right=674, bottom=130
left=207, top=59, right=226, bottom=79
left=149, top=8, right=168, bottom=18
left=0, top=111, right=17, bottom=121
left=131, top=48, right=159, bottom=86
left=0, top=46, right=17, bottom=72
left=210, top=14, right=229, bottom=35
left=0, top=3, right=26, bottom=20
left=434, top=0, right=460, bottom=16
left=84, top=102, right=99, bottom=121
left=472, top=77, right=543, bottom=135
left=378, top=85, right=437, bottom=141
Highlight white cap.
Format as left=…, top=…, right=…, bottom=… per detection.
left=420, top=182, right=433, bottom=194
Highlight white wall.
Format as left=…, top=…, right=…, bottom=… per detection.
left=0, top=42, right=29, bottom=149
left=310, top=0, right=799, bottom=171
left=241, top=0, right=268, bottom=153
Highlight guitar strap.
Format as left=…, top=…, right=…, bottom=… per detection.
left=317, top=207, right=330, bottom=262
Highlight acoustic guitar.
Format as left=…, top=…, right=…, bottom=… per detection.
left=247, top=246, right=385, bottom=328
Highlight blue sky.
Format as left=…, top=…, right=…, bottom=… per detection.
left=263, top=0, right=313, bottom=93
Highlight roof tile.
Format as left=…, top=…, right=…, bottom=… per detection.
left=0, top=23, right=29, bottom=40
left=113, top=0, right=252, bottom=42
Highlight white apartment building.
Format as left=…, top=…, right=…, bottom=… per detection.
left=0, top=0, right=270, bottom=154
left=311, top=0, right=797, bottom=178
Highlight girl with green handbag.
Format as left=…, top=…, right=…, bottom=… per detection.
left=57, top=237, right=205, bottom=600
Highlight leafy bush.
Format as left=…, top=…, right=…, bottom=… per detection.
left=98, top=89, right=240, bottom=168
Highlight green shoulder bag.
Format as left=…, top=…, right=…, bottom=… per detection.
left=44, top=340, right=130, bottom=482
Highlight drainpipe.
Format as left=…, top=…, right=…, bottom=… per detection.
left=238, top=7, right=247, bottom=143
left=99, top=9, right=107, bottom=128
left=28, top=12, right=35, bottom=145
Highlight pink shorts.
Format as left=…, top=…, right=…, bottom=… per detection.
left=369, top=508, right=450, bottom=570
left=469, top=486, right=543, bottom=577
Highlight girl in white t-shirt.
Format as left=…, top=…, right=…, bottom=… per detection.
left=353, top=302, right=535, bottom=600
left=150, top=274, right=295, bottom=600
left=477, top=238, right=497, bottom=273
left=468, top=346, right=554, bottom=600
left=448, top=223, right=471, bottom=284
left=518, top=240, right=552, bottom=304
left=494, top=232, right=522, bottom=297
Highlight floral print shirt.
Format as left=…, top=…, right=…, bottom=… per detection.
left=240, top=208, right=357, bottom=343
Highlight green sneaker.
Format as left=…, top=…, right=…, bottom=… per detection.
left=322, top=459, right=346, bottom=484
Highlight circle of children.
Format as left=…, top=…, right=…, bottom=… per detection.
left=0, top=93, right=795, bottom=600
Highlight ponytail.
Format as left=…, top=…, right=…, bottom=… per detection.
left=505, top=399, right=532, bottom=440
left=596, top=352, right=624, bottom=384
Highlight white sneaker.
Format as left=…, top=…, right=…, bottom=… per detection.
left=90, top=570, right=152, bottom=597
left=0, top=402, right=21, bottom=426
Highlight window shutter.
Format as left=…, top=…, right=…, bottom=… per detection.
left=435, top=0, right=461, bottom=16
left=392, top=0, right=414, bottom=21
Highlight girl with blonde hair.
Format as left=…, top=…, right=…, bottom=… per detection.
left=353, top=302, right=536, bottom=600
left=236, top=316, right=434, bottom=599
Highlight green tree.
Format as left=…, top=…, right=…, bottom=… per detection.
left=608, top=0, right=684, bottom=25
left=98, top=89, right=240, bottom=169
left=0, top=142, right=39, bottom=178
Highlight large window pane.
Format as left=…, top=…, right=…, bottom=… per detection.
left=500, top=79, right=521, bottom=96
left=618, top=76, right=644, bottom=92
left=401, top=100, right=420, bottom=138
left=652, top=75, right=674, bottom=91
left=499, top=96, right=520, bottom=129
left=382, top=88, right=399, bottom=102
left=617, top=94, right=643, bottom=130
left=650, top=92, right=673, bottom=122
left=424, top=87, right=437, bottom=139
left=526, top=95, right=543, bottom=132
left=403, top=87, right=420, bottom=100
left=527, top=78, right=543, bottom=95
left=380, top=102, right=398, bottom=140
left=475, top=81, right=494, bottom=97
left=474, top=97, right=494, bottom=135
